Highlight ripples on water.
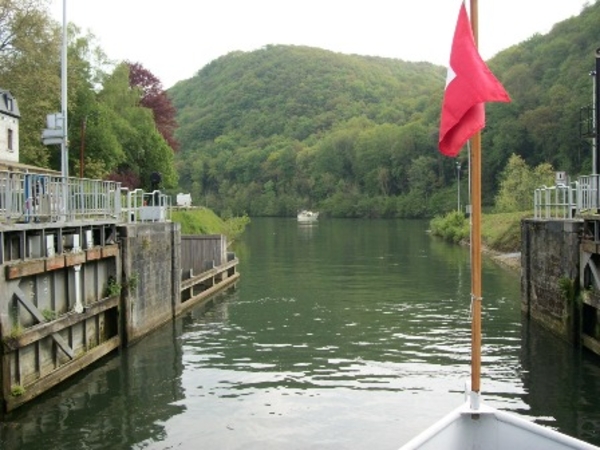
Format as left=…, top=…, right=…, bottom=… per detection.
left=1, top=219, right=599, bottom=449
left=161, top=243, right=528, bottom=449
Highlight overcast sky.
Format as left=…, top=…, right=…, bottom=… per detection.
left=50, top=0, right=591, bottom=89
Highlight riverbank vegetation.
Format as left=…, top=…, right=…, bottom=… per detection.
left=430, top=154, right=554, bottom=252
left=430, top=210, right=529, bottom=253
left=170, top=208, right=250, bottom=243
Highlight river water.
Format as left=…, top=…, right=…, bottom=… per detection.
left=1, top=218, right=599, bottom=449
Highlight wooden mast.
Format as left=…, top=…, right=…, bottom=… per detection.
left=469, top=0, right=482, bottom=398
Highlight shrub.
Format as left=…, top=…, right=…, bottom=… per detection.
left=430, top=211, right=469, bottom=243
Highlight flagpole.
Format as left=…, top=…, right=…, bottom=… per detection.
left=439, top=0, right=510, bottom=405
left=469, top=0, right=482, bottom=403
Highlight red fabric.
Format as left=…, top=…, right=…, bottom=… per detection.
left=439, top=2, right=511, bottom=157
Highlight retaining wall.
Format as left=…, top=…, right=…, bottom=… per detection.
left=521, top=219, right=583, bottom=341
left=120, top=222, right=181, bottom=345
left=0, top=220, right=237, bottom=412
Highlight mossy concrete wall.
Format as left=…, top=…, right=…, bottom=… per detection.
left=120, top=222, right=181, bottom=345
left=521, top=219, right=583, bottom=341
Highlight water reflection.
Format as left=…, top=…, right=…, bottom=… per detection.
left=0, top=321, right=187, bottom=450
left=520, top=319, right=600, bottom=444
left=0, top=218, right=598, bottom=449
left=297, top=221, right=318, bottom=240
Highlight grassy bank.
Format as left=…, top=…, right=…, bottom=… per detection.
left=170, top=207, right=250, bottom=243
left=430, top=210, right=530, bottom=253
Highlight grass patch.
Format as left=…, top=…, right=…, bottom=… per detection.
left=431, top=210, right=530, bottom=253
left=171, top=207, right=250, bottom=242
left=9, top=324, right=23, bottom=339
left=171, top=207, right=224, bottom=235
left=481, top=211, right=530, bottom=253
left=41, top=309, right=57, bottom=321
left=105, top=277, right=122, bottom=297
left=11, top=384, right=25, bottom=397
left=126, top=272, right=139, bottom=291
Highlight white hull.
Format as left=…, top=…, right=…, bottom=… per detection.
left=400, top=400, right=598, bottom=450
left=297, top=210, right=319, bottom=222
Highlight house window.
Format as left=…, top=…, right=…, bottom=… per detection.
left=8, top=128, right=13, bottom=152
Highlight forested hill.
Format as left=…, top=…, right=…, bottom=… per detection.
left=170, top=46, right=445, bottom=145
left=170, top=1, right=600, bottom=218
left=170, top=45, right=447, bottom=218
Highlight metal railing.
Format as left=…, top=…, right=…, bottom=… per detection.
left=123, top=188, right=171, bottom=223
left=577, top=175, right=600, bottom=212
left=0, top=172, right=122, bottom=224
left=534, top=174, right=600, bottom=219
left=68, top=177, right=122, bottom=221
left=0, top=170, right=171, bottom=225
left=533, top=182, right=578, bottom=219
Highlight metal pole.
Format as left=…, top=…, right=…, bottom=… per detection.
left=595, top=48, right=600, bottom=176
left=61, top=0, right=68, bottom=218
left=592, top=69, right=597, bottom=177
left=457, top=162, right=461, bottom=212
left=61, top=0, right=68, bottom=179
left=592, top=48, right=600, bottom=212
left=80, top=116, right=86, bottom=178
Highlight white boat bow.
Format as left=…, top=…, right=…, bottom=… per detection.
left=400, top=393, right=598, bottom=450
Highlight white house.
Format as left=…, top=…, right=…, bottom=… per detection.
left=0, top=90, right=20, bottom=163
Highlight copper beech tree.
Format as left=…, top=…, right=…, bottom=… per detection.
left=127, top=61, right=179, bottom=152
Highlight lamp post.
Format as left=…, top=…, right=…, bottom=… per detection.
left=61, top=0, right=68, bottom=220
left=80, top=116, right=86, bottom=178
left=456, top=161, right=461, bottom=213
left=61, top=0, right=68, bottom=181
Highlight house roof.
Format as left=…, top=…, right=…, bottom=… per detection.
left=0, top=90, right=20, bottom=119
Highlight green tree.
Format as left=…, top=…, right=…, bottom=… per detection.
left=99, top=64, right=177, bottom=189
left=495, top=154, right=554, bottom=212
left=58, top=26, right=119, bottom=178
left=408, top=156, right=437, bottom=200
left=0, top=0, right=61, bottom=166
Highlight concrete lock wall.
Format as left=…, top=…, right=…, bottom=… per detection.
left=120, top=222, right=181, bottom=345
left=0, top=224, right=122, bottom=411
left=0, top=219, right=239, bottom=412
left=521, top=219, right=583, bottom=341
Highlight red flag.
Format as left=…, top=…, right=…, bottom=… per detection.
left=439, top=2, right=511, bottom=157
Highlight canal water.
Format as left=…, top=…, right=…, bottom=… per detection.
left=1, top=218, right=599, bottom=449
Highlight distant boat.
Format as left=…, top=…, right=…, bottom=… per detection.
left=297, top=210, right=319, bottom=223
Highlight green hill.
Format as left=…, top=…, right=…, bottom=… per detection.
left=170, top=45, right=447, bottom=218
left=170, top=1, right=600, bottom=218
left=171, top=45, right=445, bottom=145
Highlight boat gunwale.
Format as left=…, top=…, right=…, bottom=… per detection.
left=399, top=401, right=599, bottom=450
